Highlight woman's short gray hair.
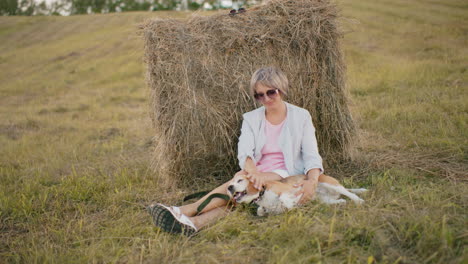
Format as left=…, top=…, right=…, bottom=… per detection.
left=250, top=67, right=289, bottom=97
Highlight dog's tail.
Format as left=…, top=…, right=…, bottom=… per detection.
left=347, top=188, right=367, bottom=194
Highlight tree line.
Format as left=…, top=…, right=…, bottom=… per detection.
left=1, top=0, right=252, bottom=16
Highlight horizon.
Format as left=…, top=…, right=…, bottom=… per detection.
left=31, top=0, right=242, bottom=15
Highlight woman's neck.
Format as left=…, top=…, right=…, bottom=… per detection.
left=265, top=102, right=287, bottom=125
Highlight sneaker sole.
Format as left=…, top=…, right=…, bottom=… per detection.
left=147, top=204, right=196, bottom=236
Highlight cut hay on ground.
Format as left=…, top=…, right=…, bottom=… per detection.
left=143, top=0, right=355, bottom=185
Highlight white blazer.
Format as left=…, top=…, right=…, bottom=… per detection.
left=237, top=102, right=324, bottom=175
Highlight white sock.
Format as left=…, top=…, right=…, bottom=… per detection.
left=171, top=206, right=181, bottom=215
left=178, top=214, right=198, bottom=231
left=167, top=205, right=197, bottom=231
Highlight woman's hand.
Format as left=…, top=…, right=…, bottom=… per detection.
left=296, top=169, right=320, bottom=204
left=247, top=172, right=268, bottom=190
left=296, top=179, right=318, bottom=204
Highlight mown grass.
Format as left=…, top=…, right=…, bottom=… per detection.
left=341, top=0, right=467, bottom=164
left=0, top=1, right=467, bottom=263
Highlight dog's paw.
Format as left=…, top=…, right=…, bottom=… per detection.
left=350, top=188, right=368, bottom=194
left=257, top=207, right=266, bottom=217
left=354, top=198, right=365, bottom=205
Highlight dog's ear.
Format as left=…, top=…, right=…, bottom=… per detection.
left=246, top=182, right=259, bottom=194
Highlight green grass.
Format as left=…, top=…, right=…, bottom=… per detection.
left=341, top=0, right=467, bottom=160
left=1, top=1, right=467, bottom=263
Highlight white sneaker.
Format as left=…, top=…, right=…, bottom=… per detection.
left=169, top=206, right=198, bottom=231
left=151, top=203, right=198, bottom=235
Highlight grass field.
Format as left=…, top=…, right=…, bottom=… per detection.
left=0, top=0, right=467, bottom=263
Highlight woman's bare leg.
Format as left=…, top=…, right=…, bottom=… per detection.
left=179, top=172, right=283, bottom=217
left=189, top=206, right=230, bottom=229
left=179, top=181, right=231, bottom=217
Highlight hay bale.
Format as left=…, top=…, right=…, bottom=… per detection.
left=143, top=0, right=355, bottom=185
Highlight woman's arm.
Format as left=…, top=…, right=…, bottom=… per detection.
left=301, top=111, right=324, bottom=174
left=296, top=110, right=323, bottom=204
left=244, top=157, right=282, bottom=189
left=244, top=156, right=257, bottom=174
left=237, top=118, right=256, bottom=170
left=296, top=168, right=320, bottom=204
left=238, top=113, right=282, bottom=189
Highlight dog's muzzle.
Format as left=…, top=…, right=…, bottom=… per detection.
left=227, top=185, right=247, bottom=202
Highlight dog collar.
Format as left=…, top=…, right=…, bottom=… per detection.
left=251, top=186, right=266, bottom=204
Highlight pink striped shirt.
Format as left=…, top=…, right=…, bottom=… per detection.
left=256, top=118, right=288, bottom=172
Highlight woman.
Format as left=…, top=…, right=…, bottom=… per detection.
left=148, top=67, right=323, bottom=235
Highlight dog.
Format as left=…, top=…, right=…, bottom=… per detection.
left=227, top=174, right=367, bottom=216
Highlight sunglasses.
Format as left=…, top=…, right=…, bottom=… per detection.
left=254, top=88, right=279, bottom=101
left=229, top=8, right=246, bottom=16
